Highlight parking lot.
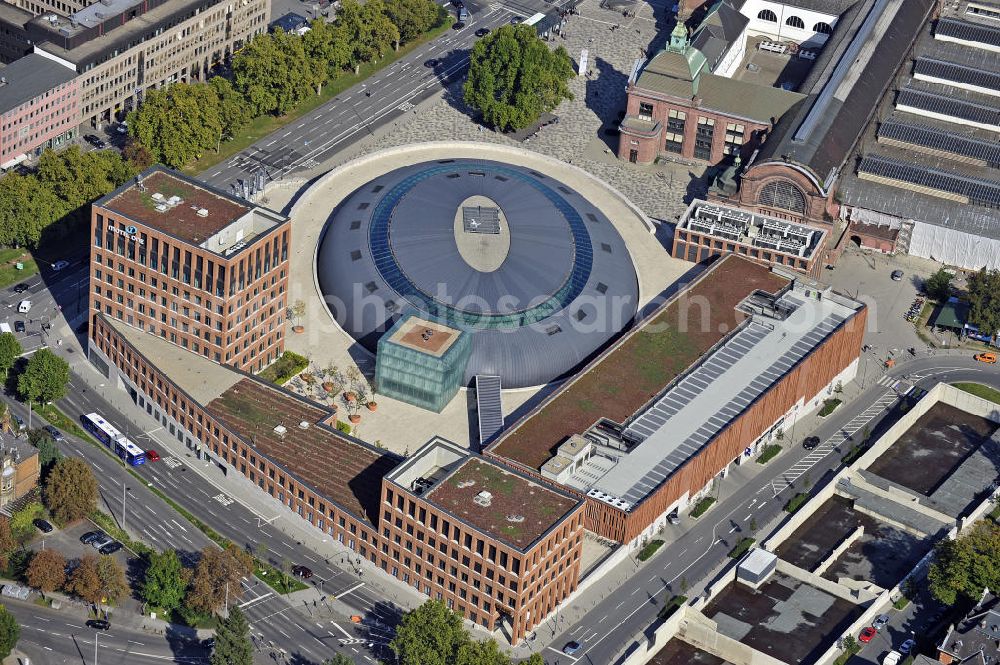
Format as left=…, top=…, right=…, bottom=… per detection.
left=702, top=573, right=863, bottom=664
left=26, top=518, right=131, bottom=570
left=867, top=402, right=997, bottom=496
left=649, top=638, right=730, bottom=665
left=774, top=495, right=931, bottom=589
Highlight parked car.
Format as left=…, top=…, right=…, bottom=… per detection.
left=86, top=619, right=111, bottom=631
left=33, top=519, right=53, bottom=533
left=883, top=650, right=901, bottom=665
left=899, top=639, right=916, bottom=655
left=11, top=283, right=29, bottom=294
left=802, top=436, right=820, bottom=450
left=475, top=27, right=490, bottom=36
left=99, top=541, right=122, bottom=555
left=90, top=534, right=115, bottom=550
left=452, top=21, right=465, bottom=29
left=84, top=134, right=107, bottom=149
left=873, top=614, right=891, bottom=631
left=974, top=352, right=997, bottom=364
left=146, top=449, right=161, bottom=462
left=80, top=531, right=103, bottom=544
left=11, top=414, right=24, bottom=431
left=51, top=260, right=69, bottom=271
left=17, top=300, right=31, bottom=313
left=859, top=627, right=877, bottom=643
left=510, top=15, right=523, bottom=23
left=13, top=321, right=24, bottom=333
left=563, top=641, right=582, bottom=655
left=424, top=58, right=440, bottom=68
left=43, top=425, right=65, bottom=442
left=890, top=269, right=904, bottom=281
left=116, top=121, right=128, bottom=135
left=292, top=565, right=313, bottom=579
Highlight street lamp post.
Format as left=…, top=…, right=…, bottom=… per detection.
left=94, top=630, right=99, bottom=665
left=122, top=485, right=130, bottom=532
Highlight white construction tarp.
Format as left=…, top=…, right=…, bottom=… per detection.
left=908, top=221, right=1000, bottom=271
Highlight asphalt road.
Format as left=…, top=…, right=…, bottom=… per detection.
left=541, top=356, right=1000, bottom=665
left=199, top=0, right=565, bottom=191
left=3, top=598, right=206, bottom=664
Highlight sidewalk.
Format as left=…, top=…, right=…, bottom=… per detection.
left=48, top=320, right=428, bottom=621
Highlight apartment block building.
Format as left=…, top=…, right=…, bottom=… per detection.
left=0, top=52, right=78, bottom=168
left=1, top=0, right=269, bottom=127
left=90, top=166, right=289, bottom=373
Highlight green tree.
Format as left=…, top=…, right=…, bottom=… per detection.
left=208, top=77, right=252, bottom=143
left=0, top=517, right=14, bottom=569
left=211, top=606, right=253, bottom=665
left=9, top=502, right=44, bottom=543
left=967, top=268, right=1000, bottom=337
left=391, top=599, right=470, bottom=665
left=0, top=606, right=19, bottom=659
left=525, top=654, right=545, bottom=665
left=37, top=146, right=134, bottom=216
left=302, top=18, right=351, bottom=74
left=26, top=548, right=66, bottom=595
left=97, top=555, right=129, bottom=605
left=128, top=83, right=223, bottom=168
left=0, top=173, right=62, bottom=248
left=323, top=656, right=355, bottom=665
left=455, top=639, right=511, bottom=665
left=0, top=332, right=21, bottom=381
left=141, top=549, right=189, bottom=613
left=27, top=429, right=62, bottom=478
left=17, top=347, right=70, bottom=405
left=464, top=24, right=574, bottom=131
left=234, top=30, right=323, bottom=116
left=929, top=521, right=1000, bottom=605
left=43, top=458, right=98, bottom=524
left=185, top=544, right=254, bottom=614
left=924, top=268, right=953, bottom=301
left=382, top=0, right=441, bottom=45
left=335, top=0, right=399, bottom=73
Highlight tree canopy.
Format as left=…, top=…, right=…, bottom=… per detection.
left=26, top=548, right=67, bottom=594
left=967, top=268, right=1000, bottom=336
left=27, top=429, right=62, bottom=478
left=141, top=549, right=189, bottom=613
left=390, top=600, right=543, bottom=665
left=44, top=458, right=98, bottom=524
left=185, top=545, right=254, bottom=614
left=0, top=333, right=21, bottom=381
left=211, top=606, right=253, bottom=665
left=67, top=554, right=103, bottom=604
left=924, top=268, right=953, bottom=301
left=17, top=347, right=70, bottom=405
left=0, top=606, right=18, bottom=659
left=929, top=521, right=1000, bottom=605
left=464, top=24, right=575, bottom=131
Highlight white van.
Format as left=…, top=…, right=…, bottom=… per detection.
left=0, top=323, right=10, bottom=334
left=17, top=300, right=31, bottom=313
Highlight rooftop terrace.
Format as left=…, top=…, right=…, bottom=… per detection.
left=489, top=255, right=787, bottom=470
left=97, top=168, right=285, bottom=252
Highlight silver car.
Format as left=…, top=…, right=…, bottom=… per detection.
left=90, top=533, right=114, bottom=550
left=873, top=614, right=891, bottom=631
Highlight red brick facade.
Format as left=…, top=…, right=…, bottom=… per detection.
left=618, top=89, right=769, bottom=166
left=89, top=203, right=290, bottom=374
left=726, top=160, right=839, bottom=227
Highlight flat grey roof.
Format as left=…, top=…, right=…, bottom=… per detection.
left=588, top=287, right=858, bottom=509
left=0, top=54, right=76, bottom=114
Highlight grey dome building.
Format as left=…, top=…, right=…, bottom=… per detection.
left=316, top=159, right=639, bottom=389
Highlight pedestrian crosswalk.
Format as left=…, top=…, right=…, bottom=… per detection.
left=770, top=389, right=898, bottom=495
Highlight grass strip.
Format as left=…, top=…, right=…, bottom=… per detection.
left=637, top=539, right=664, bottom=562
left=0, top=248, right=38, bottom=291
left=952, top=382, right=1000, bottom=405
left=818, top=398, right=842, bottom=417
left=756, top=444, right=782, bottom=465
left=188, top=19, right=451, bottom=175
left=727, top=537, right=755, bottom=559
left=784, top=492, right=809, bottom=514
left=258, top=351, right=308, bottom=385
left=657, top=594, right=687, bottom=620
left=690, top=497, right=715, bottom=519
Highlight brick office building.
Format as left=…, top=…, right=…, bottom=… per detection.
left=0, top=52, right=78, bottom=168
left=487, top=255, right=866, bottom=546
left=618, top=23, right=802, bottom=165
left=90, top=167, right=290, bottom=373
left=0, top=0, right=269, bottom=127
left=87, top=313, right=584, bottom=644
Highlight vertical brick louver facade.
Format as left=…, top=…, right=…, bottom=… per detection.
left=89, top=167, right=290, bottom=373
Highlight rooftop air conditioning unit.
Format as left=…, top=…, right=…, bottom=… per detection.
left=298, top=420, right=310, bottom=430
left=273, top=424, right=287, bottom=436
left=167, top=195, right=182, bottom=206
left=154, top=203, right=168, bottom=212
left=506, top=514, right=525, bottom=523
left=196, top=208, right=208, bottom=217
left=151, top=192, right=165, bottom=201
left=473, top=491, right=493, bottom=507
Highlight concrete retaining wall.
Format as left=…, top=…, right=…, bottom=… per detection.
left=611, top=602, right=692, bottom=665
left=814, top=525, right=864, bottom=577
left=763, top=467, right=850, bottom=551
left=775, top=559, right=875, bottom=604
left=679, top=610, right=790, bottom=665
